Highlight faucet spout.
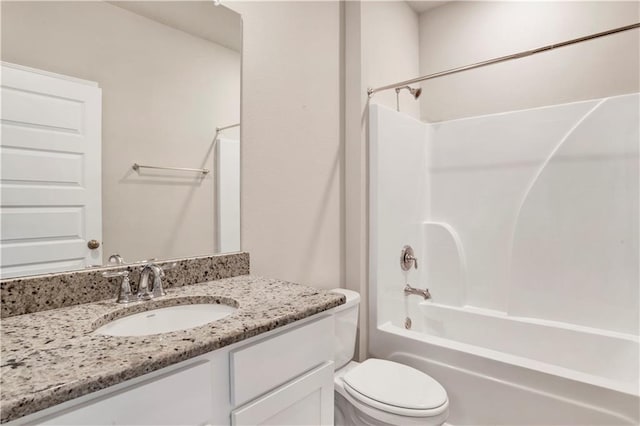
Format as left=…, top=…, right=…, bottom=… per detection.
left=138, top=263, right=161, bottom=300
left=404, top=284, right=431, bottom=300
left=136, top=262, right=177, bottom=301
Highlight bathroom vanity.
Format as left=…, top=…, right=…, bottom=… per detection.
left=0, top=261, right=344, bottom=426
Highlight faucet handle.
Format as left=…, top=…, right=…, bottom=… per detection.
left=151, top=265, right=168, bottom=298
left=102, top=270, right=135, bottom=304
left=400, top=245, right=418, bottom=271
left=161, top=261, right=178, bottom=271
left=150, top=262, right=176, bottom=298
left=107, top=254, right=125, bottom=265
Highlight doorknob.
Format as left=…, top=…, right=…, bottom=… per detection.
left=87, top=239, right=100, bottom=250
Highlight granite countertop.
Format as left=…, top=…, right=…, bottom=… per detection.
left=0, top=275, right=345, bottom=423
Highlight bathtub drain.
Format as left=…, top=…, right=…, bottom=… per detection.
left=404, top=317, right=412, bottom=329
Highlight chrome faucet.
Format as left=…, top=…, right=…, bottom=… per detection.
left=404, top=284, right=431, bottom=300
left=138, top=263, right=165, bottom=300
left=102, top=262, right=176, bottom=304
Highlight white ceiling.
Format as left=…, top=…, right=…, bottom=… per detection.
left=406, top=1, right=449, bottom=14
left=110, top=1, right=242, bottom=53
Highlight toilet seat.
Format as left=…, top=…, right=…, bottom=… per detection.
left=343, top=358, right=448, bottom=414
left=343, top=383, right=448, bottom=418
left=336, top=359, right=449, bottom=423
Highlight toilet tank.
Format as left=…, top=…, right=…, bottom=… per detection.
left=330, top=288, right=360, bottom=370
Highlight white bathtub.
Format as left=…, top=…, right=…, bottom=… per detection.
left=420, top=302, right=638, bottom=393
left=369, top=301, right=640, bottom=425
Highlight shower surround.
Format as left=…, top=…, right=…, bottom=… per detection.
left=369, top=93, right=639, bottom=424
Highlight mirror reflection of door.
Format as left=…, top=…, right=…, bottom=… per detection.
left=0, top=1, right=242, bottom=279
left=0, top=64, right=102, bottom=278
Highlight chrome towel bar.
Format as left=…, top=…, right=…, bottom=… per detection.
left=132, top=163, right=209, bottom=175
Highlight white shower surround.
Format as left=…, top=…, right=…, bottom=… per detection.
left=369, top=94, right=639, bottom=424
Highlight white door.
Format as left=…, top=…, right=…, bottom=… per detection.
left=0, top=63, right=102, bottom=278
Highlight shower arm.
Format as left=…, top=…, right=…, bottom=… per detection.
left=367, top=22, right=640, bottom=98
left=395, top=86, right=422, bottom=112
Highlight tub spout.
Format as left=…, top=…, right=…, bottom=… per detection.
left=404, top=284, right=431, bottom=300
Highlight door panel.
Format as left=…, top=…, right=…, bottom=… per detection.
left=0, top=63, right=102, bottom=278
left=1, top=207, right=83, bottom=240
left=1, top=147, right=84, bottom=184
left=1, top=86, right=84, bottom=131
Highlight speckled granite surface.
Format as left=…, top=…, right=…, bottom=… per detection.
left=0, top=275, right=345, bottom=423
left=1, top=252, right=249, bottom=318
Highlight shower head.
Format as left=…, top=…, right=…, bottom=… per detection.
left=394, top=85, right=422, bottom=112
left=395, top=85, right=422, bottom=99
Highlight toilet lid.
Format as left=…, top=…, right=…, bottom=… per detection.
left=342, top=359, right=447, bottom=411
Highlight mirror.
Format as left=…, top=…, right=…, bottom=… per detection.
left=0, top=1, right=242, bottom=278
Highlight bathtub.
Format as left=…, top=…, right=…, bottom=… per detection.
left=369, top=300, right=640, bottom=425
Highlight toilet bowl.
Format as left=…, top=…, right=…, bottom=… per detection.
left=331, top=289, right=449, bottom=426
left=334, top=360, right=449, bottom=426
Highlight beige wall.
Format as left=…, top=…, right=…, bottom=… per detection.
left=344, top=1, right=420, bottom=359
left=227, top=1, right=418, bottom=361
left=363, top=1, right=421, bottom=119
left=418, top=1, right=640, bottom=121
left=1, top=1, right=240, bottom=262
left=229, top=1, right=344, bottom=289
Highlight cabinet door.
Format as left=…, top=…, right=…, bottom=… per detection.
left=29, top=362, right=213, bottom=426
left=231, top=362, right=334, bottom=426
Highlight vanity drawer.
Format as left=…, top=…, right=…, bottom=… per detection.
left=230, top=315, right=333, bottom=406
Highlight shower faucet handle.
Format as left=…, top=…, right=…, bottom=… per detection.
left=400, top=245, right=418, bottom=271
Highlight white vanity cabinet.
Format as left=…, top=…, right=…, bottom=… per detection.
left=12, top=314, right=335, bottom=426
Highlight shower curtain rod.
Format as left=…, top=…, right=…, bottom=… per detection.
left=213, top=122, right=240, bottom=143
left=216, top=123, right=240, bottom=132
left=367, top=22, right=640, bottom=97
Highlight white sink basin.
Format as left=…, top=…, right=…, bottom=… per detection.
left=94, top=304, right=237, bottom=337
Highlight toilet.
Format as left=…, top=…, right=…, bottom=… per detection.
left=331, top=289, right=449, bottom=426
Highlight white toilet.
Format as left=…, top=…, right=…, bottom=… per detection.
left=331, top=289, right=449, bottom=426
